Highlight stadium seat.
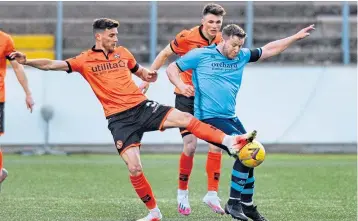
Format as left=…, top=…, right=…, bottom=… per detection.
left=12, top=35, right=54, bottom=49
left=7, top=34, right=55, bottom=65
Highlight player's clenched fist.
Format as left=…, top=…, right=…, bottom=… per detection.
left=142, top=69, right=158, bottom=82
left=178, top=83, right=194, bottom=97
left=9, top=51, right=27, bottom=64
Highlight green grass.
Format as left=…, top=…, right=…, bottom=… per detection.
left=0, top=154, right=356, bottom=221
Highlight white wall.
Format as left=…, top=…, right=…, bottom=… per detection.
left=1, top=65, right=357, bottom=145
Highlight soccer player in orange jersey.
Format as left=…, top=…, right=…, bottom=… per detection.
left=0, top=30, right=35, bottom=192
left=10, top=18, right=256, bottom=221
left=139, top=3, right=226, bottom=215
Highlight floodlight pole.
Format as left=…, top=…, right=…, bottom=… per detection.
left=150, top=1, right=158, bottom=63
left=56, top=1, right=63, bottom=60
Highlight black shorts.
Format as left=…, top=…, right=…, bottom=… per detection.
left=0, top=102, right=4, bottom=135
left=175, top=93, right=194, bottom=137
left=107, top=100, right=173, bottom=155
left=203, top=117, right=247, bottom=155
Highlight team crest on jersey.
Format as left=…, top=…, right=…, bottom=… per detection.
left=114, top=54, right=120, bottom=59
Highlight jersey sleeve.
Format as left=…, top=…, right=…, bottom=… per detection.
left=5, top=36, right=15, bottom=60
left=122, top=47, right=139, bottom=73
left=175, top=48, right=202, bottom=72
left=170, top=29, right=190, bottom=55
left=65, top=53, right=85, bottom=74
left=240, top=48, right=262, bottom=63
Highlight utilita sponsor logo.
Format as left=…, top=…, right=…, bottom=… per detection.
left=91, top=60, right=126, bottom=73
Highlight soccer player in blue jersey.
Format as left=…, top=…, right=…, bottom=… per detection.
left=166, top=23, right=315, bottom=221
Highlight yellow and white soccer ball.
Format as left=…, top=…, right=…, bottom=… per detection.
left=238, top=140, right=266, bottom=168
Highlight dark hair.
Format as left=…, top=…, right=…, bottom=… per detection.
left=202, top=3, right=226, bottom=16
left=93, top=18, right=119, bottom=33
left=222, top=24, right=246, bottom=39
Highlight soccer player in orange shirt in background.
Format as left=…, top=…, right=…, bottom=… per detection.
left=10, top=18, right=256, bottom=221
left=139, top=3, right=227, bottom=215
left=0, top=30, right=35, bottom=192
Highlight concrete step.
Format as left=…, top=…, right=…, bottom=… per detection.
left=0, top=18, right=239, bottom=36
left=0, top=19, right=57, bottom=34
left=2, top=16, right=355, bottom=38
left=254, top=1, right=357, bottom=17
left=315, top=16, right=357, bottom=37
left=253, top=36, right=358, bottom=51
left=253, top=2, right=315, bottom=17
left=0, top=1, right=244, bottom=19
left=0, top=2, right=253, bottom=19
left=261, top=48, right=357, bottom=64
left=0, top=2, right=56, bottom=19
left=253, top=17, right=357, bottom=38
left=2, top=18, right=356, bottom=54
left=156, top=1, right=247, bottom=18
left=0, top=1, right=355, bottom=19
left=313, top=1, right=357, bottom=16
left=4, top=16, right=355, bottom=36
left=0, top=2, right=149, bottom=19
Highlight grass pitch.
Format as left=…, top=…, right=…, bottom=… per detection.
left=0, top=154, right=356, bottom=221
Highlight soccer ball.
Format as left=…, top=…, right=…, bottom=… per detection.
left=238, top=140, right=266, bottom=168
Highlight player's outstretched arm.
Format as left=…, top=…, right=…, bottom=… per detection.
left=166, top=62, right=194, bottom=97
left=139, top=44, right=174, bottom=93
left=259, top=24, right=315, bottom=61
left=9, top=51, right=69, bottom=72
left=9, top=59, right=34, bottom=112
left=150, top=44, right=175, bottom=70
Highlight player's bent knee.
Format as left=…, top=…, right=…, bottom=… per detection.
left=128, top=163, right=143, bottom=176
left=184, top=143, right=196, bottom=156
left=183, top=135, right=197, bottom=155
left=164, top=109, right=194, bottom=129
left=181, top=112, right=194, bottom=127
